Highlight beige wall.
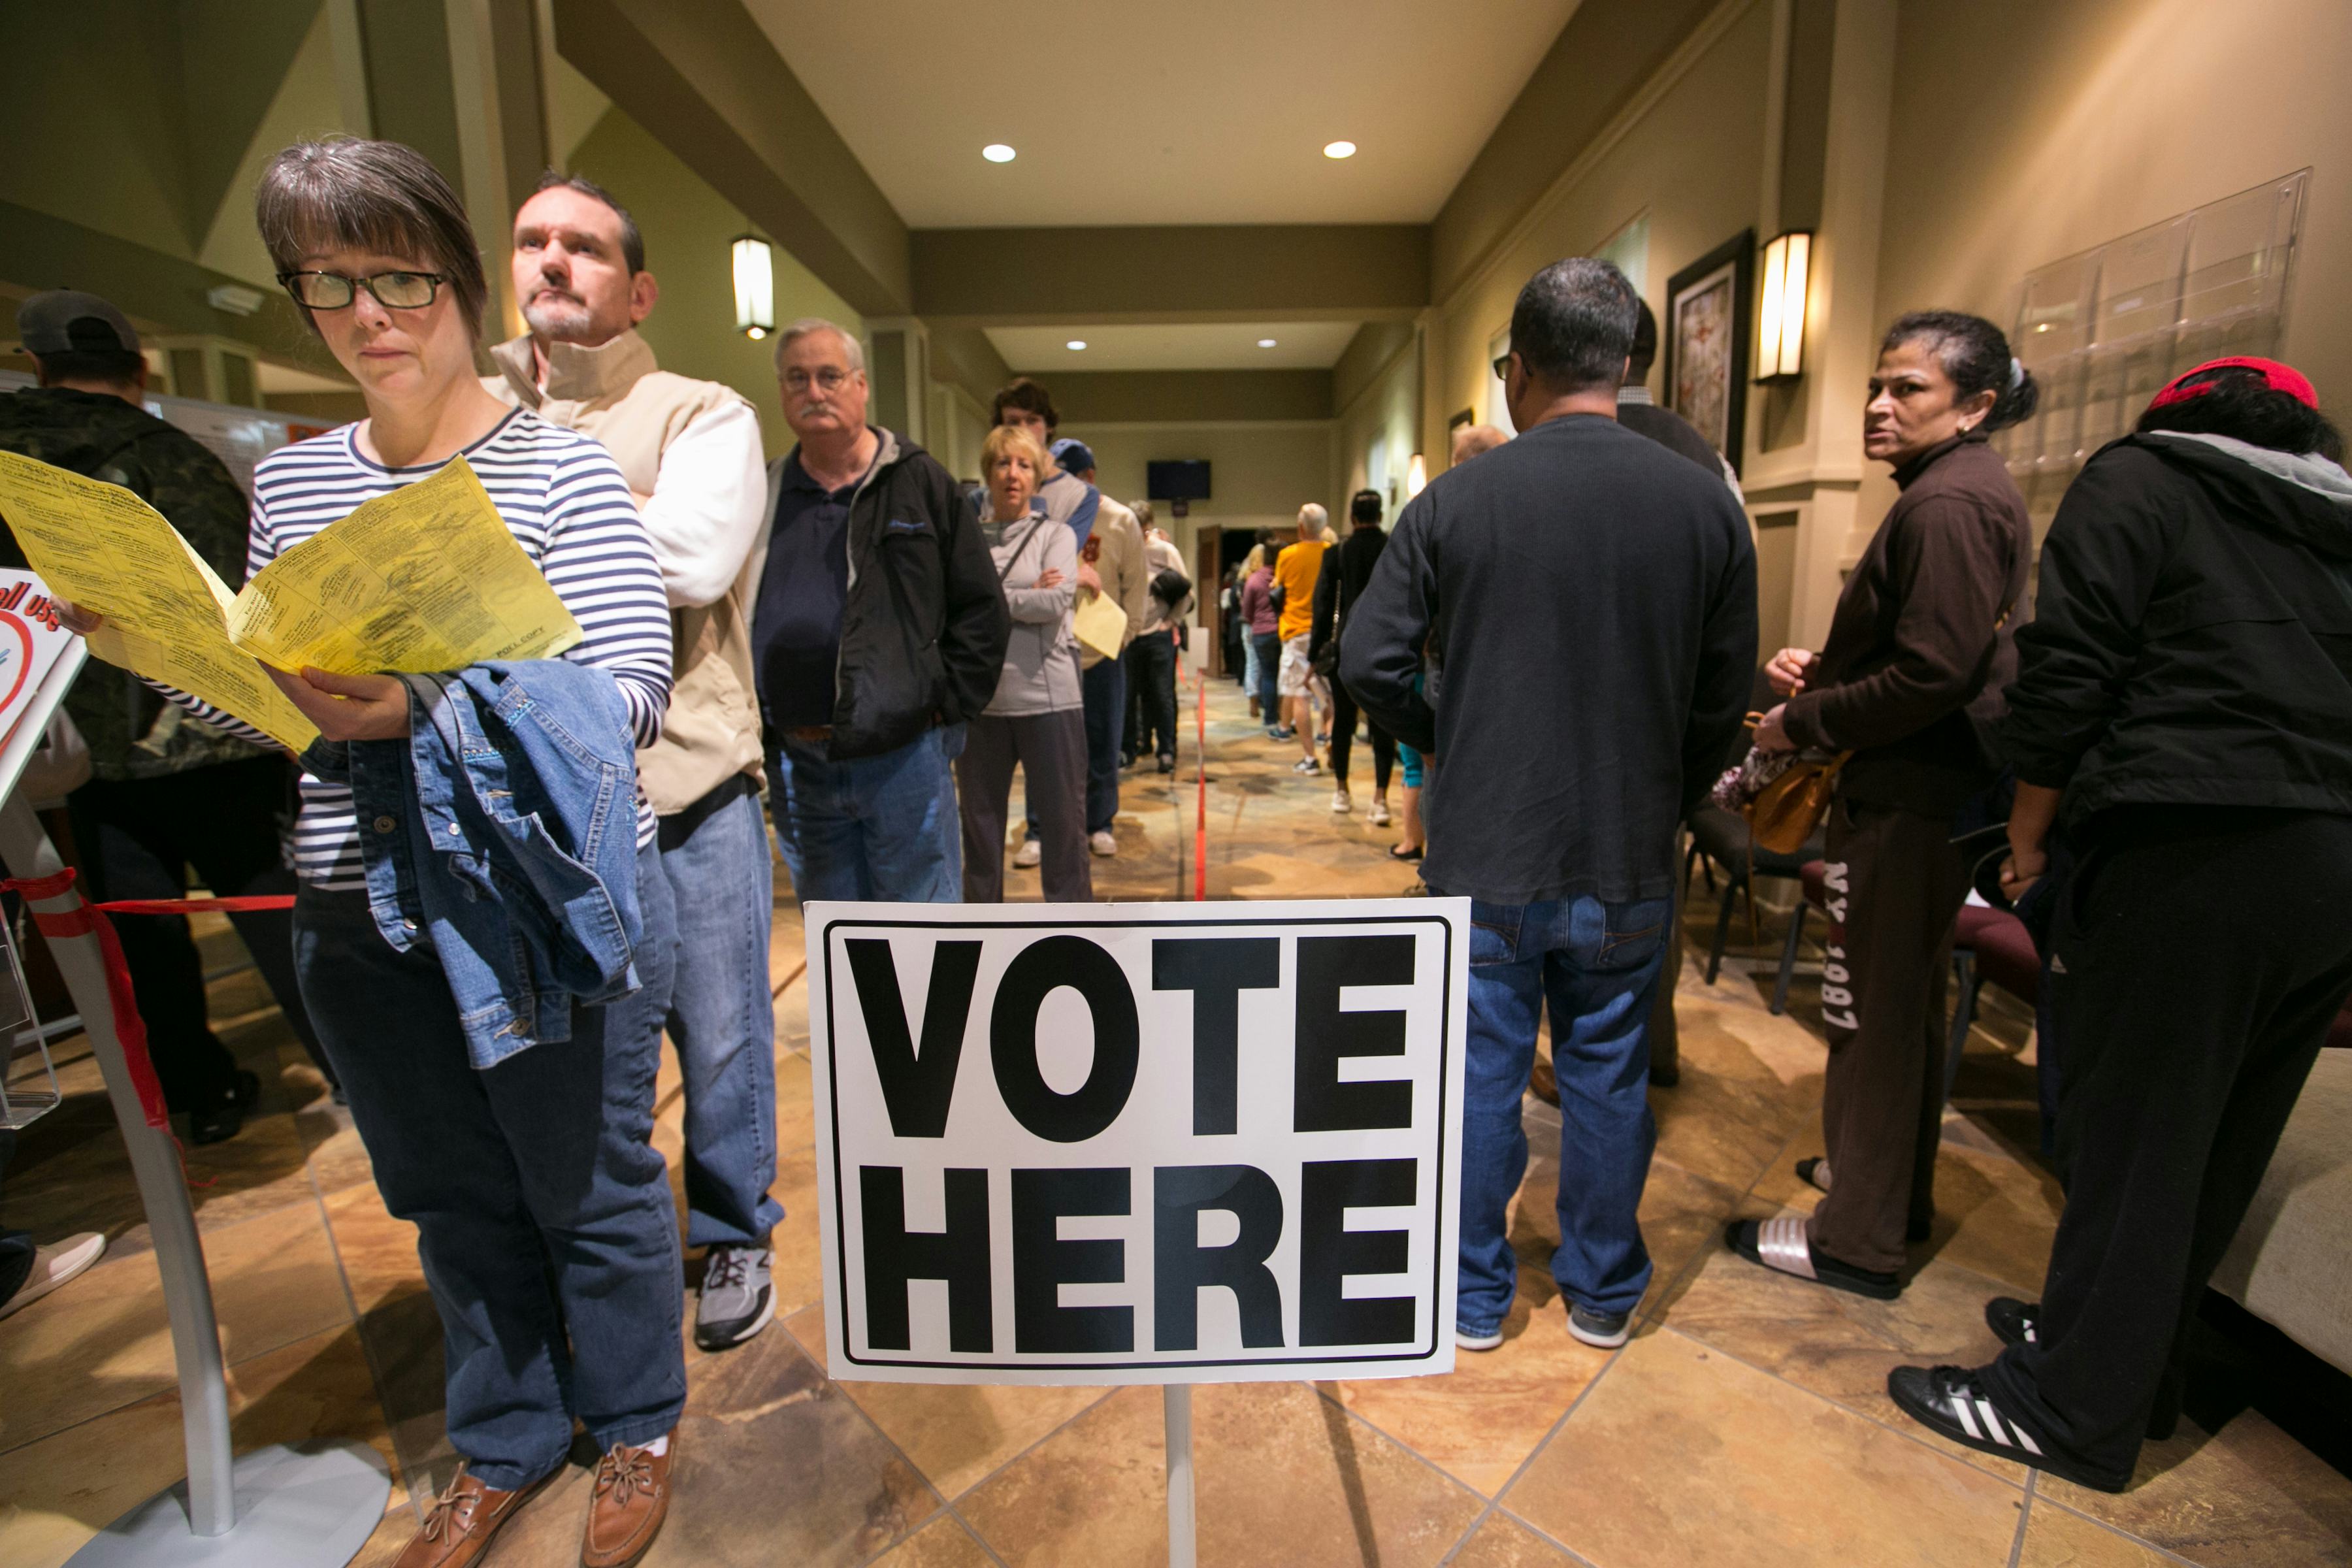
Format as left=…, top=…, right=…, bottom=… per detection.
left=1427, top=0, right=1772, bottom=478
left=566, top=104, right=866, bottom=458
left=1336, top=333, right=1421, bottom=521
left=0, top=1, right=325, bottom=283
left=1866, top=0, right=2352, bottom=532
left=1074, top=421, right=1337, bottom=621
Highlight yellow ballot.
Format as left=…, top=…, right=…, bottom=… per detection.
left=0, top=450, right=583, bottom=755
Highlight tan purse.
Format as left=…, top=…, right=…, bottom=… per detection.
left=1736, top=711, right=1850, bottom=857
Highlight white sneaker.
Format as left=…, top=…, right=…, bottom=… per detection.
left=1330, top=789, right=1352, bottom=815
left=1456, top=1324, right=1504, bottom=1352
left=1367, top=800, right=1392, bottom=827
left=0, top=1232, right=105, bottom=1320
left=1089, top=830, right=1118, bottom=857
left=1013, top=839, right=1042, bottom=869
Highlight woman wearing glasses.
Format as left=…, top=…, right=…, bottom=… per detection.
left=68, top=139, right=686, bottom=1566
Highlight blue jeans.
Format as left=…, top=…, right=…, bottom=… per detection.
left=1082, top=655, right=1126, bottom=834
left=1250, top=630, right=1282, bottom=725
left=295, top=838, right=687, bottom=1489
left=1456, top=892, right=1673, bottom=1334
left=652, top=781, right=783, bottom=1249
left=770, top=724, right=964, bottom=903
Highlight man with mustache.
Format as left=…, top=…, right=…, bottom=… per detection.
left=487, top=173, right=780, bottom=1354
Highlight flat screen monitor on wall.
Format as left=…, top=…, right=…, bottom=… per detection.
left=1147, top=459, right=1211, bottom=500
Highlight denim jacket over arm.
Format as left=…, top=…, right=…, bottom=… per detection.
left=308, top=660, right=647, bottom=1068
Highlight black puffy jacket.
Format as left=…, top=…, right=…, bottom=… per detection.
left=2002, top=433, right=2352, bottom=819
left=757, top=429, right=1009, bottom=760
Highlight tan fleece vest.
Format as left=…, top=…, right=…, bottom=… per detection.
left=488, top=331, right=763, bottom=816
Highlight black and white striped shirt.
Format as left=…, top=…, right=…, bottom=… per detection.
left=182, top=408, right=672, bottom=890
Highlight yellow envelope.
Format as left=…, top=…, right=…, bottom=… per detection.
left=1073, top=589, right=1129, bottom=661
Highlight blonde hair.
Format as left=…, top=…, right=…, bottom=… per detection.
left=981, top=422, right=1048, bottom=483
left=1243, top=544, right=1266, bottom=574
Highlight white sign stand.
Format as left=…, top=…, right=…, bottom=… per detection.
left=1166, top=1384, right=1196, bottom=1567
left=0, top=641, right=390, bottom=1565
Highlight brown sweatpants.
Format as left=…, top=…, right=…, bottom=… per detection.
left=1806, top=796, right=1972, bottom=1273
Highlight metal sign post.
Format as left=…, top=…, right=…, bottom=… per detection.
left=1165, top=1384, right=1197, bottom=1568
left=0, top=640, right=389, bottom=1565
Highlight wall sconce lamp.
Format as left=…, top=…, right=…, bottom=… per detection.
left=1405, top=453, right=1428, bottom=499
left=1755, top=229, right=1811, bottom=382
left=732, top=235, right=775, bottom=339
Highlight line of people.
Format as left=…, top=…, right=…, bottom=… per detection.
left=0, top=133, right=1228, bottom=1568
left=1330, top=253, right=2352, bottom=1503
left=3, top=127, right=2342, bottom=1556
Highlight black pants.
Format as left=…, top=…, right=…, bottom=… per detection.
left=1328, top=679, right=1393, bottom=793
left=1123, top=630, right=1178, bottom=764
left=1808, top=797, right=1972, bottom=1273
left=67, top=756, right=329, bottom=1109
left=1985, top=806, right=2352, bottom=1477
left=957, top=711, right=1092, bottom=904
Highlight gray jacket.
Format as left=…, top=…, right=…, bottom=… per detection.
left=984, top=505, right=1081, bottom=715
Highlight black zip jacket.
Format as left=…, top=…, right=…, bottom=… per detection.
left=2002, top=433, right=2352, bottom=819
left=757, top=429, right=1009, bottom=760
left=1307, top=524, right=1387, bottom=670
left=1341, top=413, right=1757, bottom=905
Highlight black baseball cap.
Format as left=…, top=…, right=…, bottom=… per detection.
left=1051, top=437, right=1096, bottom=473
left=17, top=291, right=142, bottom=357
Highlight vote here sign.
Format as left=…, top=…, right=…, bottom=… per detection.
left=808, top=900, right=1469, bottom=1386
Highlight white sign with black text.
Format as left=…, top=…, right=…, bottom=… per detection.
left=808, top=899, right=1469, bottom=1385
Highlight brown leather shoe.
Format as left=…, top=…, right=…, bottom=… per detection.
left=580, top=1430, right=676, bottom=1568
left=394, top=1462, right=547, bottom=1568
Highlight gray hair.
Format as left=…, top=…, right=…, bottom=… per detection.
left=775, top=318, right=864, bottom=375
left=1298, top=502, right=1328, bottom=532
left=1509, top=257, right=1638, bottom=392
left=1130, top=498, right=1154, bottom=529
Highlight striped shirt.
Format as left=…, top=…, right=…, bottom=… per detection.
left=180, top=408, right=672, bottom=890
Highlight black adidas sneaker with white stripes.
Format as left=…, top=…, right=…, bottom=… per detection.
left=1984, top=1296, right=2037, bottom=1349
left=1886, top=1364, right=2129, bottom=1494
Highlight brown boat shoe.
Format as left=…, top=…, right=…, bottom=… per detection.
left=580, top=1429, right=676, bottom=1568
left=394, top=1462, right=549, bottom=1568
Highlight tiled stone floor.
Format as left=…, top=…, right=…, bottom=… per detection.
left=3, top=675, right=2347, bottom=1566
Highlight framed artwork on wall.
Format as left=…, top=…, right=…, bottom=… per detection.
left=1663, top=229, right=1755, bottom=474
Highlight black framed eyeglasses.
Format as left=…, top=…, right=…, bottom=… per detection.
left=1492, top=350, right=1515, bottom=381
left=277, top=270, right=448, bottom=310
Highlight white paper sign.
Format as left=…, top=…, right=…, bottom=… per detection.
left=808, top=898, right=1469, bottom=1385
left=0, top=570, right=76, bottom=751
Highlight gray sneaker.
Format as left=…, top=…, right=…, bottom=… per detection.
left=695, top=1246, right=774, bottom=1351
left=1567, top=1302, right=1632, bottom=1348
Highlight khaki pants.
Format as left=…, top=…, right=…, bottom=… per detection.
left=1807, top=797, right=1971, bottom=1273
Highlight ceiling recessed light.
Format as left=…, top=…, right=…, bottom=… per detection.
left=1066, top=340, right=1087, bottom=351
left=983, top=143, right=1016, bottom=163
left=1258, top=338, right=1277, bottom=348
left=1322, top=140, right=1356, bottom=159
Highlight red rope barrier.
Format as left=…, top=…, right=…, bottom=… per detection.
left=3, top=869, right=297, bottom=1132
left=1194, top=664, right=1209, bottom=901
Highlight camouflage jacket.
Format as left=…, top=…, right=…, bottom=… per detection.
left=0, top=387, right=266, bottom=779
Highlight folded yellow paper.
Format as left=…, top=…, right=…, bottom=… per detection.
left=1073, top=587, right=1129, bottom=661
left=0, top=451, right=583, bottom=755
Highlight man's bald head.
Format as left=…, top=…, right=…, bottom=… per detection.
left=1452, top=424, right=1509, bottom=465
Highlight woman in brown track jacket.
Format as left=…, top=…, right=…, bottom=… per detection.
left=1728, top=311, right=2036, bottom=1298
